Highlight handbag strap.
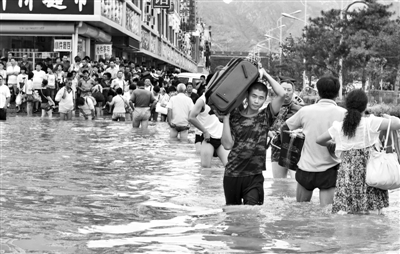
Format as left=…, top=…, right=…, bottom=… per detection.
left=383, top=118, right=392, bottom=151
left=119, top=95, right=129, bottom=108
left=390, top=131, right=395, bottom=151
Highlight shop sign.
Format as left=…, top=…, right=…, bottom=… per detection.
left=0, top=0, right=94, bottom=14
left=126, top=6, right=140, bottom=36
left=54, top=39, right=72, bottom=52
left=152, top=0, right=170, bottom=9
left=95, top=44, right=112, bottom=59
left=141, top=30, right=150, bottom=51
left=101, top=0, right=123, bottom=26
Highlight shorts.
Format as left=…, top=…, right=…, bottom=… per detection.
left=0, top=108, right=6, bottom=120
left=271, top=145, right=280, bottom=162
left=195, top=134, right=204, bottom=144
left=296, top=164, right=339, bottom=191
left=40, top=103, right=52, bottom=111
left=223, top=173, right=264, bottom=205
left=132, top=107, right=151, bottom=122
left=174, top=125, right=190, bottom=132
left=112, top=112, right=126, bottom=121
left=202, top=135, right=222, bottom=157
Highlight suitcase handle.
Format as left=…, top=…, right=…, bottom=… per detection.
left=242, top=64, right=248, bottom=79
left=216, top=92, right=229, bottom=103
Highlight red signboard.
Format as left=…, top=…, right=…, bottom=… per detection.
left=0, top=0, right=94, bottom=15
left=152, top=0, right=170, bottom=9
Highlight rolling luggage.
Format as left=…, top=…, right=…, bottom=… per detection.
left=205, top=58, right=259, bottom=116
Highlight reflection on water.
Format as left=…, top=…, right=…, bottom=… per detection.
left=1, top=117, right=399, bottom=253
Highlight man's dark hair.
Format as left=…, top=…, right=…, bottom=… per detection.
left=42, top=79, right=48, bottom=86
left=82, top=69, right=89, bottom=74
left=28, top=73, right=34, bottom=79
left=74, top=56, right=81, bottom=63
left=248, top=82, right=268, bottom=96
left=103, top=72, right=112, bottom=79
left=116, top=87, right=123, bottom=94
left=200, top=75, right=206, bottom=79
left=66, top=72, right=74, bottom=78
left=186, top=82, right=193, bottom=88
left=76, top=97, right=85, bottom=106
left=20, top=66, right=27, bottom=72
left=153, top=86, right=160, bottom=93
left=99, top=58, right=105, bottom=63
left=137, top=80, right=145, bottom=87
left=316, top=76, right=340, bottom=99
left=129, top=84, right=137, bottom=90
left=109, top=57, right=116, bottom=63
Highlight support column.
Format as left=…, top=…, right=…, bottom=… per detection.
left=85, top=37, right=91, bottom=58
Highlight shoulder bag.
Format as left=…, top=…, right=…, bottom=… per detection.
left=366, top=119, right=400, bottom=190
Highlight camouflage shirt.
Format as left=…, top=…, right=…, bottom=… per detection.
left=225, top=104, right=276, bottom=177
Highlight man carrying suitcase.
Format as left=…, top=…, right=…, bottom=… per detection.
left=221, top=68, right=286, bottom=205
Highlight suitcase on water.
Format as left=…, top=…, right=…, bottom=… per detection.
left=279, top=130, right=305, bottom=171
left=205, top=58, right=260, bottom=116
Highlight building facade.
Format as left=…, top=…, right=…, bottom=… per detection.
left=0, top=0, right=205, bottom=73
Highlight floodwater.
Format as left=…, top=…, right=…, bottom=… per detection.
left=0, top=117, right=399, bottom=254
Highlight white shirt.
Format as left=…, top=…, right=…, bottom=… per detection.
left=32, top=70, right=47, bottom=90
left=111, top=78, right=126, bottom=90
left=196, top=95, right=223, bottom=139
left=17, top=74, right=28, bottom=90
left=167, top=93, right=194, bottom=126
left=328, top=115, right=383, bottom=158
left=0, top=85, right=11, bottom=108
left=23, top=80, right=34, bottom=95
left=6, top=65, right=20, bottom=84
left=47, top=73, right=56, bottom=89
left=286, top=99, right=347, bottom=172
left=110, top=95, right=126, bottom=114
left=79, top=97, right=95, bottom=115
left=55, top=87, right=74, bottom=112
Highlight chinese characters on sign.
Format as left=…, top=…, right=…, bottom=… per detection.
left=0, top=0, right=94, bottom=14
left=95, top=44, right=112, bottom=61
left=42, top=0, right=66, bottom=10
left=54, top=40, right=72, bottom=52
left=126, top=6, right=141, bottom=36
left=152, top=0, right=170, bottom=9
left=101, top=0, right=123, bottom=25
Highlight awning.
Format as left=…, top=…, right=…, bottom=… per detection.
left=0, top=22, right=74, bottom=35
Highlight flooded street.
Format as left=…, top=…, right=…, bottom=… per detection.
left=1, top=117, right=399, bottom=253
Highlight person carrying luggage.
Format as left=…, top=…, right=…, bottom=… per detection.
left=282, top=76, right=347, bottom=207
left=221, top=68, right=286, bottom=205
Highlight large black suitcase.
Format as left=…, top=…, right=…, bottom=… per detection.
left=205, top=58, right=259, bottom=116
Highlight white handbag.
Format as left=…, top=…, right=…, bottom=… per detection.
left=366, top=119, right=400, bottom=190
left=155, top=103, right=168, bottom=115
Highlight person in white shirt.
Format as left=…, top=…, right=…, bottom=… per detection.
left=105, top=60, right=118, bottom=79
left=32, top=63, right=47, bottom=112
left=16, top=67, right=28, bottom=113
left=111, top=71, right=127, bottom=91
left=189, top=94, right=230, bottom=167
left=158, top=88, right=170, bottom=122
left=23, top=73, right=34, bottom=116
left=144, top=78, right=153, bottom=91
left=6, top=58, right=20, bottom=98
left=55, top=79, right=75, bottom=120
left=107, top=88, right=130, bottom=121
left=76, top=96, right=95, bottom=120
left=0, top=75, right=11, bottom=121
left=167, top=83, right=194, bottom=141
left=46, top=67, right=57, bottom=102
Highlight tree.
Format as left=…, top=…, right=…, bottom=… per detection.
left=342, top=0, right=393, bottom=89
